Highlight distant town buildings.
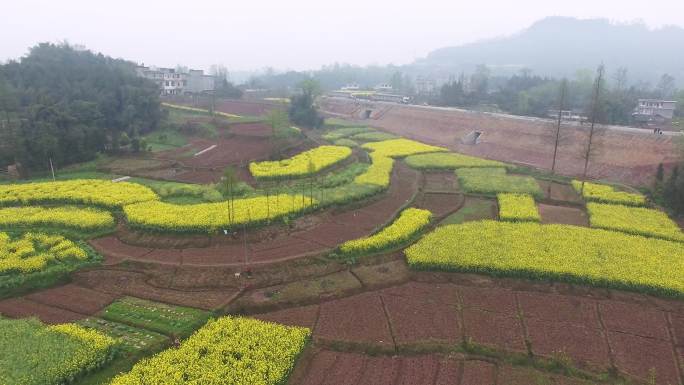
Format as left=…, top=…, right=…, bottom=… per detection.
left=546, top=109, right=587, bottom=122
left=135, top=66, right=215, bottom=96
left=374, top=83, right=393, bottom=92
left=632, top=99, right=677, bottom=126
left=341, top=83, right=360, bottom=91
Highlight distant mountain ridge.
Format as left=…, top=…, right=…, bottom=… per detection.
left=413, top=17, right=684, bottom=84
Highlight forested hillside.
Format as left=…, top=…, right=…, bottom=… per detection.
left=0, top=43, right=161, bottom=171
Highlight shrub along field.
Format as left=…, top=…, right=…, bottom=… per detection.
left=457, top=168, right=543, bottom=198
left=339, top=208, right=432, bottom=256
left=110, top=317, right=310, bottom=385
left=405, top=152, right=508, bottom=170
left=587, top=202, right=684, bottom=242
left=406, top=220, right=684, bottom=298
left=497, top=193, right=540, bottom=222
left=0, top=318, right=117, bottom=385
left=572, top=180, right=646, bottom=206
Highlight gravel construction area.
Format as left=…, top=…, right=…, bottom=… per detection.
left=321, top=97, right=681, bottom=186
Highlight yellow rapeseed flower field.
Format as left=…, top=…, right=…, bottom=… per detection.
left=0, top=179, right=158, bottom=208
left=124, top=193, right=316, bottom=233
left=340, top=208, right=431, bottom=255
left=572, top=180, right=645, bottom=206
left=405, top=220, right=684, bottom=297
left=405, top=152, right=507, bottom=170
left=249, top=145, right=352, bottom=180
left=0, top=206, right=115, bottom=231
left=110, top=317, right=310, bottom=385
left=497, top=193, right=540, bottom=222
left=0, top=232, right=88, bottom=274
left=361, top=138, right=447, bottom=158
left=587, top=202, right=684, bottom=242
left=1, top=318, right=118, bottom=385
left=354, top=153, right=394, bottom=187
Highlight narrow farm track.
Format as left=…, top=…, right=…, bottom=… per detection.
left=89, top=162, right=420, bottom=267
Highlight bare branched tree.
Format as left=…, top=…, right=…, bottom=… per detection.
left=580, top=65, right=606, bottom=194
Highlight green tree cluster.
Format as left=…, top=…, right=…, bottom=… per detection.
left=0, top=43, right=161, bottom=171
left=288, top=79, right=323, bottom=129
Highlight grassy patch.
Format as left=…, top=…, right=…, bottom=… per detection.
left=100, top=297, right=211, bottom=338
left=406, top=220, right=684, bottom=298
left=322, top=127, right=371, bottom=140
left=333, top=138, right=359, bottom=147
left=350, top=131, right=398, bottom=142
left=440, top=198, right=496, bottom=225
left=457, top=168, right=543, bottom=198
left=324, top=118, right=363, bottom=128
left=76, top=317, right=169, bottom=354
left=143, top=128, right=188, bottom=152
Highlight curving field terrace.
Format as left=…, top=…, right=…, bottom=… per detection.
left=89, top=162, right=419, bottom=266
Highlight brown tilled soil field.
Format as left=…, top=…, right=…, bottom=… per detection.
left=214, top=99, right=280, bottom=116
left=321, top=97, right=682, bottom=186
left=5, top=258, right=682, bottom=384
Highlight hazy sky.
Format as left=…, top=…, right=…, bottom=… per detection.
left=2, top=0, right=683, bottom=72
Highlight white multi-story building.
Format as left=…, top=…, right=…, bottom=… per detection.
left=633, top=99, right=677, bottom=121
left=136, top=66, right=215, bottom=96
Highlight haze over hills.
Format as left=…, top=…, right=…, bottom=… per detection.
left=413, top=17, right=684, bottom=84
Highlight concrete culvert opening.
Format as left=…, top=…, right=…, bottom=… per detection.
left=461, top=131, right=482, bottom=145
left=363, top=110, right=372, bottom=119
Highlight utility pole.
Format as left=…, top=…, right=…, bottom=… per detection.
left=581, top=65, right=605, bottom=194
left=551, top=79, right=567, bottom=175
left=49, top=158, right=56, bottom=181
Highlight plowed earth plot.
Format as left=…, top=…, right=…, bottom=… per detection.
left=252, top=276, right=684, bottom=385
left=538, top=203, right=589, bottom=226
left=291, top=349, right=596, bottom=385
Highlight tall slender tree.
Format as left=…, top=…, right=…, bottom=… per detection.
left=580, top=65, right=606, bottom=194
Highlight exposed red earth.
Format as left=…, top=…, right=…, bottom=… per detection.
left=2, top=266, right=682, bottom=383
left=253, top=277, right=684, bottom=385
left=214, top=99, right=280, bottom=116
left=321, top=97, right=682, bottom=186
